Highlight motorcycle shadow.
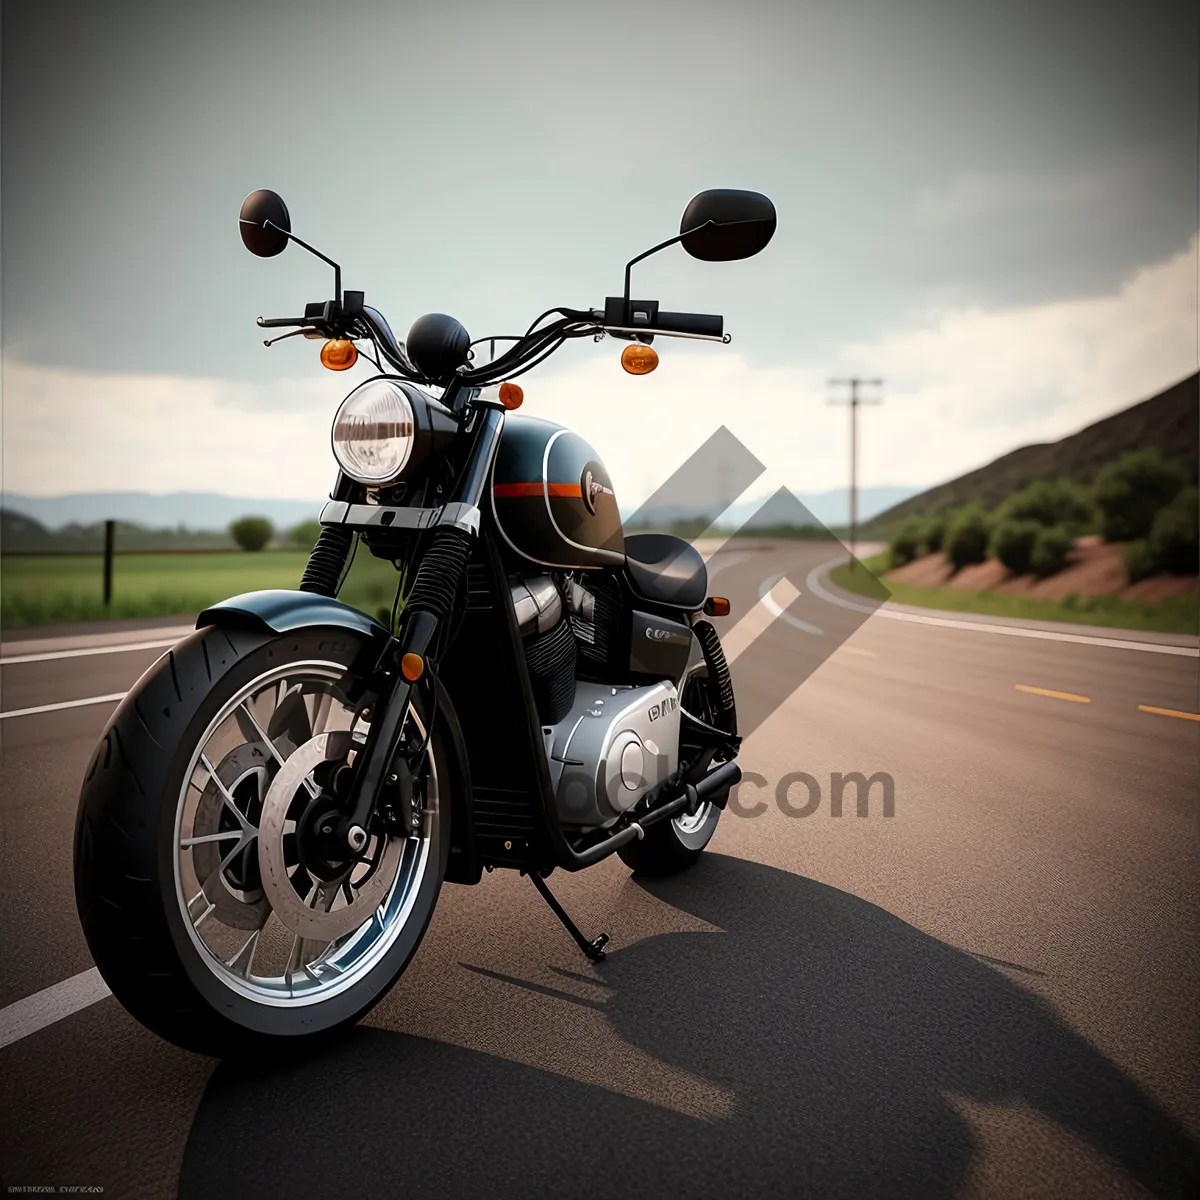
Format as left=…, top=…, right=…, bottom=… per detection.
left=179, top=854, right=1198, bottom=1199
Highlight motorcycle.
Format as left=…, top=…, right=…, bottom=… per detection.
left=73, top=187, right=776, bottom=1054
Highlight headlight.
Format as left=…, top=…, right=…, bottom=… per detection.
left=331, top=378, right=417, bottom=484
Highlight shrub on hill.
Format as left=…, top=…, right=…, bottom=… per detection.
left=921, top=512, right=948, bottom=553
left=989, top=518, right=1041, bottom=575
left=945, top=505, right=991, bottom=568
left=1094, top=449, right=1186, bottom=541
left=229, top=516, right=274, bottom=552
left=1030, top=525, right=1073, bottom=578
left=888, top=518, right=926, bottom=567
left=996, top=478, right=1094, bottom=531
left=1147, top=486, right=1199, bottom=575
left=1123, top=541, right=1157, bottom=583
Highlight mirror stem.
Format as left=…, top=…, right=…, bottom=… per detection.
left=621, top=220, right=717, bottom=320
left=265, top=220, right=342, bottom=303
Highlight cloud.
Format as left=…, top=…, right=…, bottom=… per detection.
left=1, top=364, right=348, bottom=498
left=913, top=162, right=1148, bottom=228
left=2, top=237, right=1194, bottom=507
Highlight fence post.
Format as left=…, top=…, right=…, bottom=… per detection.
left=103, top=519, right=115, bottom=606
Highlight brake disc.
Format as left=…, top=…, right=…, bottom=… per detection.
left=258, top=731, right=405, bottom=942
left=191, top=742, right=272, bottom=932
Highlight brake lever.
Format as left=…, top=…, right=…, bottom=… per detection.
left=262, top=327, right=322, bottom=347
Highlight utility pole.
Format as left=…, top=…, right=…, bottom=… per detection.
left=828, top=378, right=883, bottom=568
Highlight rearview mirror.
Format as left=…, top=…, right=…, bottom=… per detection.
left=239, top=189, right=291, bottom=258
left=679, top=189, right=776, bottom=262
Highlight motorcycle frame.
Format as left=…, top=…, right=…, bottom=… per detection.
left=203, top=402, right=739, bottom=882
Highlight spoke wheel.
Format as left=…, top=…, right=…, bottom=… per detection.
left=174, top=660, right=435, bottom=1007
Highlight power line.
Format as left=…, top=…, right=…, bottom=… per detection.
left=828, top=378, right=884, bottom=569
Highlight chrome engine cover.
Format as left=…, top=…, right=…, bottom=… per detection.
left=545, top=681, right=680, bottom=830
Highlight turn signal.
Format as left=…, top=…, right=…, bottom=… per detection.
left=498, top=381, right=524, bottom=409
left=703, top=596, right=731, bottom=617
left=621, top=343, right=659, bottom=375
left=320, top=339, right=358, bottom=371
left=401, top=652, right=425, bottom=681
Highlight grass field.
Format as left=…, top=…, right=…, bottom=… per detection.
left=831, top=554, right=1198, bottom=636
left=0, top=550, right=403, bottom=630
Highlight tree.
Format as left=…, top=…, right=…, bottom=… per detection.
left=996, top=478, right=1094, bottom=532
left=1029, top=525, right=1073, bottom=578
left=288, top=519, right=323, bottom=550
left=1147, top=486, right=1199, bottom=575
left=888, top=517, right=925, bottom=567
left=921, top=512, right=948, bottom=554
left=989, top=519, right=1041, bottom=575
left=944, top=505, right=991, bottom=568
left=1093, top=449, right=1186, bottom=542
left=229, top=515, right=274, bottom=552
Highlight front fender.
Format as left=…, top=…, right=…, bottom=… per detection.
left=197, top=589, right=389, bottom=641
left=196, top=589, right=482, bottom=885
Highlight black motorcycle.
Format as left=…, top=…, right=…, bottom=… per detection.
left=73, top=187, right=776, bottom=1054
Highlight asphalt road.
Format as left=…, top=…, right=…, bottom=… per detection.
left=1, top=540, right=1197, bottom=1198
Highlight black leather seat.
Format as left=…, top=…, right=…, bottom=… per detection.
left=623, top=533, right=708, bottom=610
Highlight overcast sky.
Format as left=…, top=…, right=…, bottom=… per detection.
left=2, top=0, right=1196, bottom=508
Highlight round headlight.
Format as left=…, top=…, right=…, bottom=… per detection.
left=331, top=379, right=417, bottom=484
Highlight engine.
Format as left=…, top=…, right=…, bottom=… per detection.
left=545, top=680, right=680, bottom=829
left=510, top=572, right=680, bottom=831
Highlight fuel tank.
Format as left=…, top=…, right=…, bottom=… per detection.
left=489, top=414, right=624, bottom=569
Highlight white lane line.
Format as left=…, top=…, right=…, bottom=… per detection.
left=0, top=638, right=177, bottom=666
left=759, top=573, right=823, bottom=636
left=0, top=967, right=112, bottom=1049
left=807, top=560, right=1200, bottom=658
left=0, top=692, right=126, bottom=721
left=721, top=578, right=805, bottom=664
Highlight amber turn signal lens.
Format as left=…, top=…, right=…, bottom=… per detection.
left=498, top=381, right=524, bottom=409
left=621, top=343, right=659, bottom=375
left=703, top=596, right=731, bottom=617
left=320, top=339, right=358, bottom=371
left=401, top=652, right=424, bottom=681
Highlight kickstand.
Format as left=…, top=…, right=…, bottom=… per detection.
left=526, top=871, right=610, bottom=962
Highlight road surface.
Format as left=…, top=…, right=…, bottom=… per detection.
left=1, top=540, right=1197, bottom=1198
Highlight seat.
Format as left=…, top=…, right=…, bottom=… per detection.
left=623, top=533, right=708, bottom=610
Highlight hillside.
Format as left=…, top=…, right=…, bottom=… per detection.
left=864, top=372, right=1199, bottom=535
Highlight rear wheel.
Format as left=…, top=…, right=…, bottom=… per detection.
left=617, top=669, right=732, bottom=877
left=74, top=625, right=450, bottom=1056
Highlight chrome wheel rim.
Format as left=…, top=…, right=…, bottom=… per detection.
left=672, top=802, right=713, bottom=836
left=172, top=660, right=435, bottom=1007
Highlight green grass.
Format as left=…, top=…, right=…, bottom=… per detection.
left=0, top=549, right=403, bottom=630
left=831, top=553, right=1198, bottom=636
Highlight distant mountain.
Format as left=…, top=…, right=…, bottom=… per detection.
left=624, top=484, right=919, bottom=532
left=6, top=483, right=920, bottom=538
left=1, top=491, right=320, bottom=532
left=863, top=372, right=1200, bottom=536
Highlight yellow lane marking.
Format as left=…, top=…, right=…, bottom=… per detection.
left=1014, top=684, right=1091, bottom=704
left=1138, top=704, right=1200, bottom=722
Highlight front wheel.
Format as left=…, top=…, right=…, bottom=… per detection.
left=74, top=624, right=450, bottom=1056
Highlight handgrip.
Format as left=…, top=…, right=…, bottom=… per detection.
left=256, top=316, right=309, bottom=329
left=654, top=311, right=724, bottom=337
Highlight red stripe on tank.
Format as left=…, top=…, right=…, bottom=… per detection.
left=493, top=482, right=583, bottom=498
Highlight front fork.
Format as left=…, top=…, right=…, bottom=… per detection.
left=334, top=401, right=506, bottom=852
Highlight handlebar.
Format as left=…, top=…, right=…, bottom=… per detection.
left=256, top=300, right=728, bottom=386
left=654, top=311, right=723, bottom=337
left=256, top=316, right=310, bottom=329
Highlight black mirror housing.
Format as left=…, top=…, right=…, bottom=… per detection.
left=680, top=189, right=776, bottom=262
left=239, top=189, right=291, bottom=258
